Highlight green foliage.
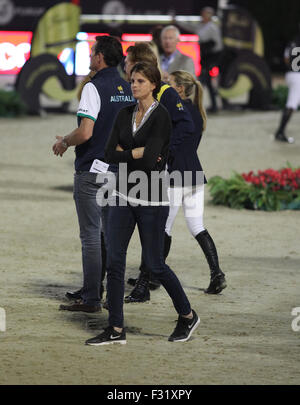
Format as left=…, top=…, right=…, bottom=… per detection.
left=0, top=90, right=27, bottom=117
left=271, top=85, right=288, bottom=109
left=208, top=171, right=300, bottom=211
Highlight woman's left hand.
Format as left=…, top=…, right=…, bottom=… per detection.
left=132, top=147, right=145, bottom=159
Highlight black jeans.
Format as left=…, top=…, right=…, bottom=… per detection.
left=105, top=202, right=191, bottom=328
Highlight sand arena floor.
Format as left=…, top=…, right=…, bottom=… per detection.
left=0, top=105, right=300, bottom=385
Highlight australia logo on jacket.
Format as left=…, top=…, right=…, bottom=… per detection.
left=110, top=94, right=135, bottom=102
left=176, top=102, right=184, bottom=111
left=117, top=85, right=124, bottom=94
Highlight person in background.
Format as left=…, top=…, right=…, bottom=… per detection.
left=149, top=24, right=164, bottom=56
left=159, top=25, right=196, bottom=82
left=52, top=36, right=134, bottom=313
left=274, top=28, right=300, bottom=143
left=166, top=70, right=227, bottom=294
left=85, top=62, right=200, bottom=346
left=175, top=7, right=224, bottom=113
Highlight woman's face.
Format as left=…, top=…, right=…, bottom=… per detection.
left=131, top=71, right=155, bottom=101
left=168, top=75, right=185, bottom=99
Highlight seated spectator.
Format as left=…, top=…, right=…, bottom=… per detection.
left=160, top=25, right=196, bottom=82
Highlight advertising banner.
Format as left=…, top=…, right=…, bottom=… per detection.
left=0, top=30, right=31, bottom=73
left=0, top=31, right=200, bottom=76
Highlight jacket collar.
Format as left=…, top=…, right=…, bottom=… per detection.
left=93, top=66, right=119, bottom=79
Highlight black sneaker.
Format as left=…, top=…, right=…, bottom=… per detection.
left=168, top=309, right=200, bottom=342
left=275, top=132, right=294, bottom=144
left=85, top=326, right=126, bottom=346
left=205, top=274, right=227, bottom=294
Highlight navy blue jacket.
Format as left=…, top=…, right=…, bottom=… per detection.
left=167, top=99, right=207, bottom=186
left=157, top=83, right=195, bottom=152
left=75, top=67, right=134, bottom=172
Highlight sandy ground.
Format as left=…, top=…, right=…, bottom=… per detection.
left=0, top=101, right=300, bottom=385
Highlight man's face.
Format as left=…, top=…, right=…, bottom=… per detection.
left=201, top=10, right=213, bottom=22
left=89, top=43, right=101, bottom=71
left=124, top=53, right=135, bottom=81
left=161, top=29, right=178, bottom=56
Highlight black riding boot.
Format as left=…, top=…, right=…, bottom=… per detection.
left=124, top=269, right=150, bottom=303
left=195, top=230, right=227, bottom=294
left=274, top=108, right=294, bottom=143
left=125, top=233, right=172, bottom=301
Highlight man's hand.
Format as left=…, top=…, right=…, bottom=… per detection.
left=52, top=136, right=68, bottom=157
left=116, top=144, right=124, bottom=151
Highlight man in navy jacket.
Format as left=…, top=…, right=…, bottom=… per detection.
left=52, top=36, right=134, bottom=312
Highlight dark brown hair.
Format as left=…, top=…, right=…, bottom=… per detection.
left=94, top=35, right=123, bottom=67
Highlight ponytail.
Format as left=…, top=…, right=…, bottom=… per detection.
left=170, top=70, right=207, bottom=131
left=194, top=80, right=207, bottom=131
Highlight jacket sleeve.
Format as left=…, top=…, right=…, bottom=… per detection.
left=104, top=110, right=134, bottom=163
left=160, top=86, right=195, bottom=153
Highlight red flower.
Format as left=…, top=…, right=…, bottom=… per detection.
left=242, top=167, right=300, bottom=192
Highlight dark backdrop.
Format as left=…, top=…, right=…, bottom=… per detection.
left=1, top=0, right=299, bottom=72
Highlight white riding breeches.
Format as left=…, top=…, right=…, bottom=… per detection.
left=286, top=71, right=300, bottom=110
left=165, top=185, right=205, bottom=237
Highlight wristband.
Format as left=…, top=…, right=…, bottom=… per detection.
left=62, top=137, right=69, bottom=149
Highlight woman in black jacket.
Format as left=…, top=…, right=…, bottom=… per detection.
left=166, top=70, right=227, bottom=295
left=85, top=62, right=199, bottom=346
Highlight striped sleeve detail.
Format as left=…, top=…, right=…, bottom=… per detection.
left=156, top=84, right=170, bottom=102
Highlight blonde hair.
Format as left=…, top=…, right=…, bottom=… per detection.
left=170, top=70, right=207, bottom=131
left=77, top=71, right=96, bottom=101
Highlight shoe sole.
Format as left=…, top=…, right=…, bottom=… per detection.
left=124, top=297, right=150, bottom=303
left=86, top=340, right=127, bottom=346
left=169, top=317, right=201, bottom=343
left=59, top=305, right=101, bottom=313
